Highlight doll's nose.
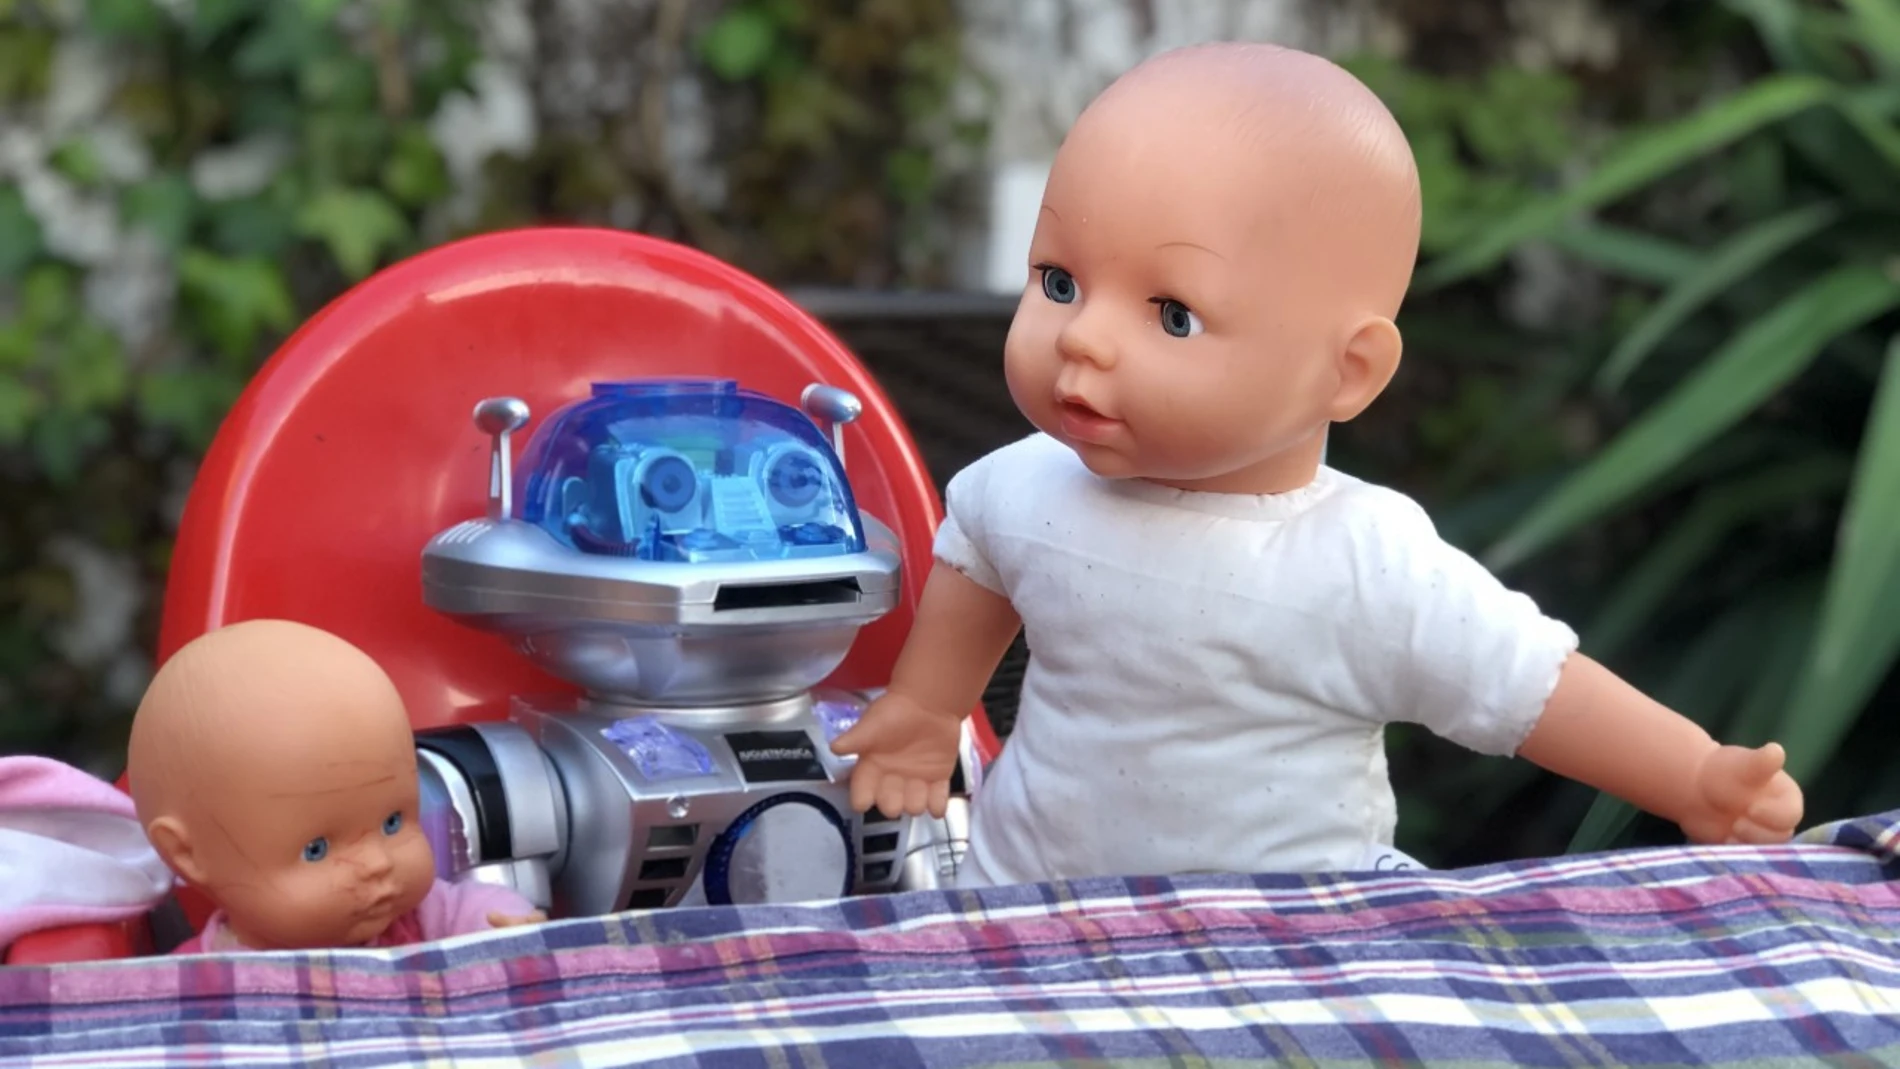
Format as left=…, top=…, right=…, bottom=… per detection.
left=355, top=842, right=395, bottom=879
left=1055, top=307, right=1117, bottom=370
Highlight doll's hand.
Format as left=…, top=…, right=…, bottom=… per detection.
left=487, top=910, right=547, bottom=929
left=829, top=691, right=961, bottom=819
left=1680, top=743, right=1803, bottom=845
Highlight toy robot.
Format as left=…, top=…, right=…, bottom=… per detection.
left=411, top=378, right=976, bottom=917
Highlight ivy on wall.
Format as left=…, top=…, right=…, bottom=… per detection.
left=696, top=0, right=988, bottom=286
left=0, top=0, right=978, bottom=769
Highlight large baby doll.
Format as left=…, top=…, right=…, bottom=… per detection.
left=128, top=619, right=544, bottom=953
left=833, top=42, right=1803, bottom=887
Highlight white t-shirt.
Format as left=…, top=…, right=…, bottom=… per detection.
left=935, top=433, right=1578, bottom=886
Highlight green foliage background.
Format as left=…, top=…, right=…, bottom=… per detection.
left=1344, top=0, right=1900, bottom=862
left=1, top=0, right=1895, bottom=865
left=0, top=0, right=972, bottom=769
left=2, top=0, right=492, bottom=765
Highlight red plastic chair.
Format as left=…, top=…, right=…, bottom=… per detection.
left=6, top=227, right=1002, bottom=965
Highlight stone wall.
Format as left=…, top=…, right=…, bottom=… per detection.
left=433, top=0, right=1631, bottom=292
left=943, top=0, right=1626, bottom=292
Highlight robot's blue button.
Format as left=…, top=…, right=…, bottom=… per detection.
left=601, top=716, right=716, bottom=782
left=782, top=522, right=843, bottom=546
left=678, top=528, right=732, bottom=550
left=812, top=699, right=863, bottom=743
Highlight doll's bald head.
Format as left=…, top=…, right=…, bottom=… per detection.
left=128, top=619, right=434, bottom=949
left=1003, top=41, right=1424, bottom=494
left=1078, top=41, right=1422, bottom=316
left=127, top=619, right=412, bottom=823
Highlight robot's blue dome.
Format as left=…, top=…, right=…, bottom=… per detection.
left=515, top=379, right=868, bottom=563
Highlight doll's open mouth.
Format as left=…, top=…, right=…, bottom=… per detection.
left=1056, top=396, right=1122, bottom=442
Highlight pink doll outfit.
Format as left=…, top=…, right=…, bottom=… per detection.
left=937, top=434, right=1579, bottom=887
left=173, top=879, right=539, bottom=954
left=0, top=756, right=174, bottom=951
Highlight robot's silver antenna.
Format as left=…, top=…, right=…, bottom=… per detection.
left=800, top=384, right=861, bottom=467
left=474, top=396, right=531, bottom=522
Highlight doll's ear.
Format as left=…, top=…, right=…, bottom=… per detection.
left=145, top=815, right=206, bottom=886
left=1326, top=315, right=1402, bottom=423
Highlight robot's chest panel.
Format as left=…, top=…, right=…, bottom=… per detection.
left=725, top=730, right=829, bottom=782
left=533, top=696, right=910, bottom=915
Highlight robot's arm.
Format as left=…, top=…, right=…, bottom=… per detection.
left=415, top=721, right=567, bottom=911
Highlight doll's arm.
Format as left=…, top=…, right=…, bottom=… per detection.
left=830, top=562, right=1021, bottom=817
left=885, top=562, right=1023, bottom=719
left=419, top=878, right=545, bottom=939
left=1516, top=652, right=1803, bottom=844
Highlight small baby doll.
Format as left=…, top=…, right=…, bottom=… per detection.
left=832, top=41, right=1803, bottom=887
left=127, top=618, right=545, bottom=953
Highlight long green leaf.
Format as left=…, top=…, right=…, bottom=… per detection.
left=1723, top=0, right=1805, bottom=70
left=1441, top=353, right=1596, bottom=497
left=1840, top=0, right=1900, bottom=73
left=1847, top=83, right=1900, bottom=120
left=1831, top=75, right=1900, bottom=171
left=1726, top=0, right=1869, bottom=78
left=1547, top=223, right=1702, bottom=285
left=1776, top=334, right=1900, bottom=783
left=1786, top=113, right=1900, bottom=207
left=1833, top=92, right=1900, bottom=175
left=1567, top=796, right=1641, bottom=854
left=1486, top=264, right=1900, bottom=571
left=1596, top=202, right=1844, bottom=394
left=1582, top=454, right=1851, bottom=661
left=1726, top=581, right=1824, bottom=748
left=1418, top=75, right=1839, bottom=290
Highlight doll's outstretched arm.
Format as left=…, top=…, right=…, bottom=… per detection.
left=830, top=562, right=1022, bottom=819
left=875, top=563, right=1022, bottom=721
left=487, top=910, right=547, bottom=928
left=1516, top=652, right=1803, bottom=844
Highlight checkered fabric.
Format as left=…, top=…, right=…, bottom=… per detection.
left=1, top=810, right=1896, bottom=1067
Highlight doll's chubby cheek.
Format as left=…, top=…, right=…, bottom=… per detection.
left=1002, top=349, right=1052, bottom=416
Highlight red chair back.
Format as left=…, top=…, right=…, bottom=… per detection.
left=162, top=227, right=977, bottom=729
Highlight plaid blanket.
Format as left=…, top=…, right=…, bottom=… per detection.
left=1, top=812, right=1896, bottom=1068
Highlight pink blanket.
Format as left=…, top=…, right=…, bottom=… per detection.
left=0, top=756, right=172, bottom=951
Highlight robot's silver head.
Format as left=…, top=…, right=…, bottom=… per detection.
left=420, top=379, right=902, bottom=706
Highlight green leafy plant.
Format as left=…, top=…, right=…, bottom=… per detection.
left=0, top=0, right=481, bottom=763
left=1344, top=56, right=1586, bottom=262
left=1, top=0, right=989, bottom=772
left=694, top=0, right=987, bottom=285
left=1420, top=0, right=1900, bottom=850
left=1331, top=55, right=1596, bottom=500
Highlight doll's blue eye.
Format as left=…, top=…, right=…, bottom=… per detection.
left=302, top=837, right=329, bottom=862
left=1155, top=299, right=1203, bottom=338
left=382, top=811, right=403, bottom=835
left=1038, top=265, right=1078, bottom=304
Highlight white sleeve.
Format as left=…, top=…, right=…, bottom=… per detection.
left=1350, top=494, right=1579, bottom=756
left=932, top=452, right=1007, bottom=596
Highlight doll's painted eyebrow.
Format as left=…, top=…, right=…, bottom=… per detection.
left=269, top=772, right=396, bottom=796
left=1040, top=205, right=1062, bottom=220
left=1155, top=240, right=1223, bottom=259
